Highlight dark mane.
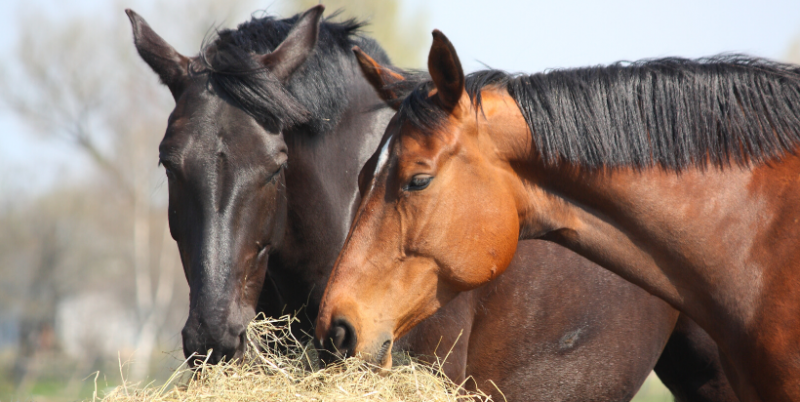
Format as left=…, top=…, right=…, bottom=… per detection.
left=398, top=56, right=800, bottom=169
left=197, top=13, right=391, bottom=133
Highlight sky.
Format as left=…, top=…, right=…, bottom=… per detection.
left=2, top=0, right=800, bottom=195
left=404, top=0, right=800, bottom=73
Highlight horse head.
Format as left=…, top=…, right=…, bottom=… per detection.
left=316, top=31, right=524, bottom=367
left=127, top=5, right=324, bottom=364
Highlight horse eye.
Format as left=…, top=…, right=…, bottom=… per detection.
left=404, top=174, right=433, bottom=191
left=265, top=163, right=286, bottom=185
left=162, top=164, right=175, bottom=178
left=159, top=158, right=177, bottom=178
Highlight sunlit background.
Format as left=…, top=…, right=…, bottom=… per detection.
left=1, top=0, right=799, bottom=400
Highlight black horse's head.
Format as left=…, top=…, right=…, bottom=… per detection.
left=126, top=6, right=324, bottom=364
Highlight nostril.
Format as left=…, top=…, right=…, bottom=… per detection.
left=181, top=326, right=201, bottom=360
left=327, top=318, right=357, bottom=358
left=377, top=339, right=391, bottom=364
left=332, top=326, right=346, bottom=349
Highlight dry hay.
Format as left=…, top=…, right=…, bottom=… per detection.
left=100, top=315, right=496, bottom=402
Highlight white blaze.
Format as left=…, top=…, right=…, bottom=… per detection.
left=367, top=134, right=395, bottom=194
left=373, top=134, right=394, bottom=176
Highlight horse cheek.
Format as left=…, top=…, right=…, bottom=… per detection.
left=485, top=196, right=521, bottom=282
left=447, top=189, right=519, bottom=289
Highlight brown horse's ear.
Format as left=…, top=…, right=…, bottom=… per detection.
left=126, top=9, right=190, bottom=100
left=258, top=5, right=324, bottom=82
left=428, top=30, right=465, bottom=112
left=353, top=46, right=406, bottom=110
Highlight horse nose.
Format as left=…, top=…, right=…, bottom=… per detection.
left=181, top=322, right=247, bottom=366
left=318, top=318, right=357, bottom=365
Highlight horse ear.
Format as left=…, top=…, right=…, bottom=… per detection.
left=428, top=30, right=465, bottom=111
left=258, top=5, right=325, bottom=82
left=126, top=9, right=190, bottom=100
left=353, top=46, right=406, bottom=110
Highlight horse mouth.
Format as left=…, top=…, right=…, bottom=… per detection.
left=375, top=339, right=393, bottom=369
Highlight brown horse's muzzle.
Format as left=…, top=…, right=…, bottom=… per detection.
left=316, top=315, right=393, bottom=369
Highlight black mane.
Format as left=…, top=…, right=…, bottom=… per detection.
left=197, top=13, right=391, bottom=133
left=399, top=56, right=800, bottom=169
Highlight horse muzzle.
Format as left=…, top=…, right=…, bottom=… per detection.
left=316, top=316, right=393, bottom=369
left=181, top=317, right=248, bottom=366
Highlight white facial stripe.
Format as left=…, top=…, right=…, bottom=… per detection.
left=373, top=134, right=394, bottom=176
left=367, top=134, right=394, bottom=195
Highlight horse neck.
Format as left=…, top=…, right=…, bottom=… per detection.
left=525, top=157, right=773, bottom=335
left=272, top=67, right=391, bottom=308
left=482, top=89, right=771, bottom=336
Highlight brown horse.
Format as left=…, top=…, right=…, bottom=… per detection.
left=316, top=30, right=800, bottom=401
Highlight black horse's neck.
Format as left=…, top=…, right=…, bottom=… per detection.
left=232, top=17, right=395, bottom=333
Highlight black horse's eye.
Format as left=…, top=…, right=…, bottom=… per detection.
left=265, top=163, right=286, bottom=185
left=160, top=162, right=174, bottom=178
left=404, top=174, right=433, bottom=191
left=159, top=158, right=176, bottom=178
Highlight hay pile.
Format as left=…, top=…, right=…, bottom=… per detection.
left=101, top=315, right=494, bottom=402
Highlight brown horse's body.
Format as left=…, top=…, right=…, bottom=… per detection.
left=527, top=159, right=800, bottom=400
left=316, top=32, right=800, bottom=401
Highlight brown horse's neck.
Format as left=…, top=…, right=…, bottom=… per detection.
left=483, top=87, right=780, bottom=340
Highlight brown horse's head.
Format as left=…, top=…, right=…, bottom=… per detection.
left=127, top=6, right=323, bottom=365
left=315, top=31, right=529, bottom=367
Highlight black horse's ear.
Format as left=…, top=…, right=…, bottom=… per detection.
left=126, top=9, right=190, bottom=100
left=428, top=30, right=465, bottom=112
left=353, top=46, right=406, bottom=110
left=258, top=5, right=325, bottom=82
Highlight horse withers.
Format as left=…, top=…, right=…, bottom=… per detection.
left=128, top=7, right=737, bottom=401
left=316, top=29, right=800, bottom=401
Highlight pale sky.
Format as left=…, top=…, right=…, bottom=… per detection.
left=2, top=0, right=800, bottom=194
left=407, top=0, right=800, bottom=73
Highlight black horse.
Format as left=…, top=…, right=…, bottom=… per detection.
left=127, top=6, right=738, bottom=401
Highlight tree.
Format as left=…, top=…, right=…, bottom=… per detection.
left=0, top=0, right=258, bottom=388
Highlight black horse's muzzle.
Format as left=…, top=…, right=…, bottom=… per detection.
left=181, top=319, right=247, bottom=366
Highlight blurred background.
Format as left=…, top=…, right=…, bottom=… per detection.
left=0, top=0, right=798, bottom=400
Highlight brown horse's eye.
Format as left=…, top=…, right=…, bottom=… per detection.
left=404, top=174, right=433, bottom=191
